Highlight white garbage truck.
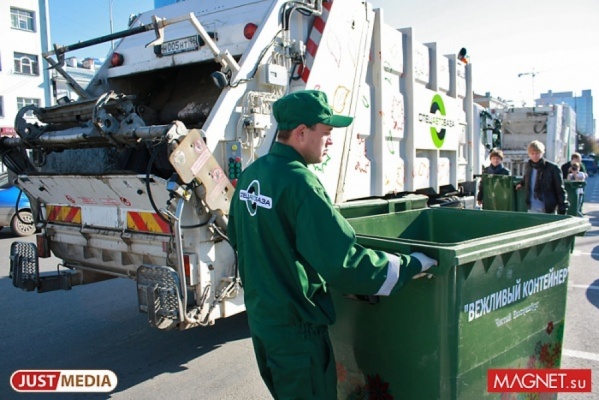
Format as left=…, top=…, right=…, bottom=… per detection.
left=488, top=104, right=576, bottom=175
left=4, top=0, right=490, bottom=329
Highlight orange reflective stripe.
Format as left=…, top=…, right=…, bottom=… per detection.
left=46, top=205, right=82, bottom=224
left=127, top=211, right=171, bottom=233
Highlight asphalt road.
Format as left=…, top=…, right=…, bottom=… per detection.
left=0, top=177, right=598, bottom=399
left=560, top=174, right=599, bottom=399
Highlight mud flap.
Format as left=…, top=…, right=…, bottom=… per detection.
left=10, top=242, right=39, bottom=291
left=136, top=264, right=183, bottom=330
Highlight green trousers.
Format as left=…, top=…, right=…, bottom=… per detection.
left=248, top=319, right=337, bottom=400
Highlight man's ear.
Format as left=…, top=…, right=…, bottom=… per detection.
left=293, top=124, right=308, bottom=142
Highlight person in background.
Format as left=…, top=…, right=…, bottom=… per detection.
left=561, top=152, right=586, bottom=180
left=476, top=148, right=510, bottom=206
left=516, top=140, right=568, bottom=214
left=227, top=90, right=437, bottom=400
left=567, top=162, right=587, bottom=217
left=567, top=162, right=587, bottom=181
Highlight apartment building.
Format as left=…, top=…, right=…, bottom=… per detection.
left=0, top=0, right=51, bottom=137
left=537, top=90, right=595, bottom=137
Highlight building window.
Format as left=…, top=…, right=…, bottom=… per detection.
left=17, top=97, right=40, bottom=117
left=0, top=96, right=4, bottom=117
left=14, top=52, right=39, bottom=75
left=11, top=8, right=35, bottom=32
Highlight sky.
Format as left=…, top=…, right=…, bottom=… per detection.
left=48, top=0, right=153, bottom=60
left=48, top=0, right=599, bottom=125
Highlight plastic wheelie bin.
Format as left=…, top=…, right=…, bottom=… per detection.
left=564, top=180, right=586, bottom=217
left=481, top=175, right=527, bottom=212
left=330, top=207, right=590, bottom=400
left=335, top=194, right=429, bottom=219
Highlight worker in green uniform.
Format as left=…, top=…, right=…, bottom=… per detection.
left=227, top=90, right=437, bottom=400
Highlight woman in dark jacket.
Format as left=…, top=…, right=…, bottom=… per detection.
left=516, top=140, right=568, bottom=214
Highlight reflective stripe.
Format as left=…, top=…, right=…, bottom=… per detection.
left=301, top=2, right=332, bottom=82
left=127, top=211, right=171, bottom=233
left=46, top=205, right=82, bottom=224
left=375, top=254, right=400, bottom=296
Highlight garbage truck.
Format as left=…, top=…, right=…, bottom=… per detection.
left=5, top=0, right=490, bottom=330
left=488, top=104, right=576, bottom=175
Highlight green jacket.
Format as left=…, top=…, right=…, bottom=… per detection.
left=227, top=142, right=422, bottom=327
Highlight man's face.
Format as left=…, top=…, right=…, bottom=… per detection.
left=302, top=123, right=333, bottom=164
left=572, top=155, right=581, bottom=163
left=528, top=149, right=543, bottom=163
left=490, top=155, right=502, bottom=166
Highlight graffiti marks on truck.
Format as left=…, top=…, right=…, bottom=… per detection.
left=385, top=132, right=395, bottom=155
left=463, top=266, right=568, bottom=324
left=354, top=135, right=370, bottom=174
left=332, top=86, right=350, bottom=114
left=379, top=96, right=404, bottom=155
left=390, top=96, right=404, bottom=133
left=413, top=159, right=429, bottom=179
left=361, top=94, right=369, bottom=108
left=325, top=31, right=343, bottom=67
left=312, top=154, right=331, bottom=173
left=396, top=165, right=405, bottom=189
left=383, top=44, right=403, bottom=75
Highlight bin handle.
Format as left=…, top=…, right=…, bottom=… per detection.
left=342, top=294, right=380, bottom=305
left=412, top=272, right=435, bottom=280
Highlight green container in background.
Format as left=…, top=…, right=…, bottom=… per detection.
left=330, top=207, right=590, bottom=400
left=481, top=175, right=527, bottom=211
left=564, top=180, right=586, bottom=217
left=335, top=194, right=429, bottom=219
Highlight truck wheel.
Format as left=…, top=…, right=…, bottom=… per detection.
left=11, top=211, right=36, bottom=237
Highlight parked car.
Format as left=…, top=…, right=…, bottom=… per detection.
left=581, top=158, right=598, bottom=177
left=0, top=172, right=36, bottom=236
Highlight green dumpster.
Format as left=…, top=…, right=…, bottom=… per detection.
left=481, top=175, right=527, bottom=212
left=330, top=207, right=590, bottom=400
left=564, top=180, right=586, bottom=217
left=335, top=194, right=429, bottom=219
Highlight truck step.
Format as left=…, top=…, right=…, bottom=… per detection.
left=136, top=264, right=183, bottom=330
left=10, top=242, right=39, bottom=291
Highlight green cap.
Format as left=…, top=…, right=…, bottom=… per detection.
left=273, top=90, right=354, bottom=130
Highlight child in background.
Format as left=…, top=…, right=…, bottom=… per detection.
left=476, top=148, right=510, bottom=207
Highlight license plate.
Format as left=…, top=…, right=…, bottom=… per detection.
left=160, top=35, right=200, bottom=56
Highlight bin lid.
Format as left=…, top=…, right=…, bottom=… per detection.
left=351, top=208, right=590, bottom=267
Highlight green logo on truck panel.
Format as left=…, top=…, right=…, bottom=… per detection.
left=418, top=94, right=455, bottom=148
left=429, top=94, right=446, bottom=148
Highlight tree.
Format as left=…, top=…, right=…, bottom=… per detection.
left=576, top=133, right=599, bottom=157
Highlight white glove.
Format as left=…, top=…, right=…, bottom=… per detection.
left=410, top=252, right=438, bottom=272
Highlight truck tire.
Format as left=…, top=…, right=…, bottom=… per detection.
left=11, top=211, right=35, bottom=237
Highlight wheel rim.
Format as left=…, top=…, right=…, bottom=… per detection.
left=15, top=212, right=35, bottom=235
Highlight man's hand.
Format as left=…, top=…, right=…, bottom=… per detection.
left=410, top=252, right=438, bottom=272
left=557, top=207, right=567, bottom=215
